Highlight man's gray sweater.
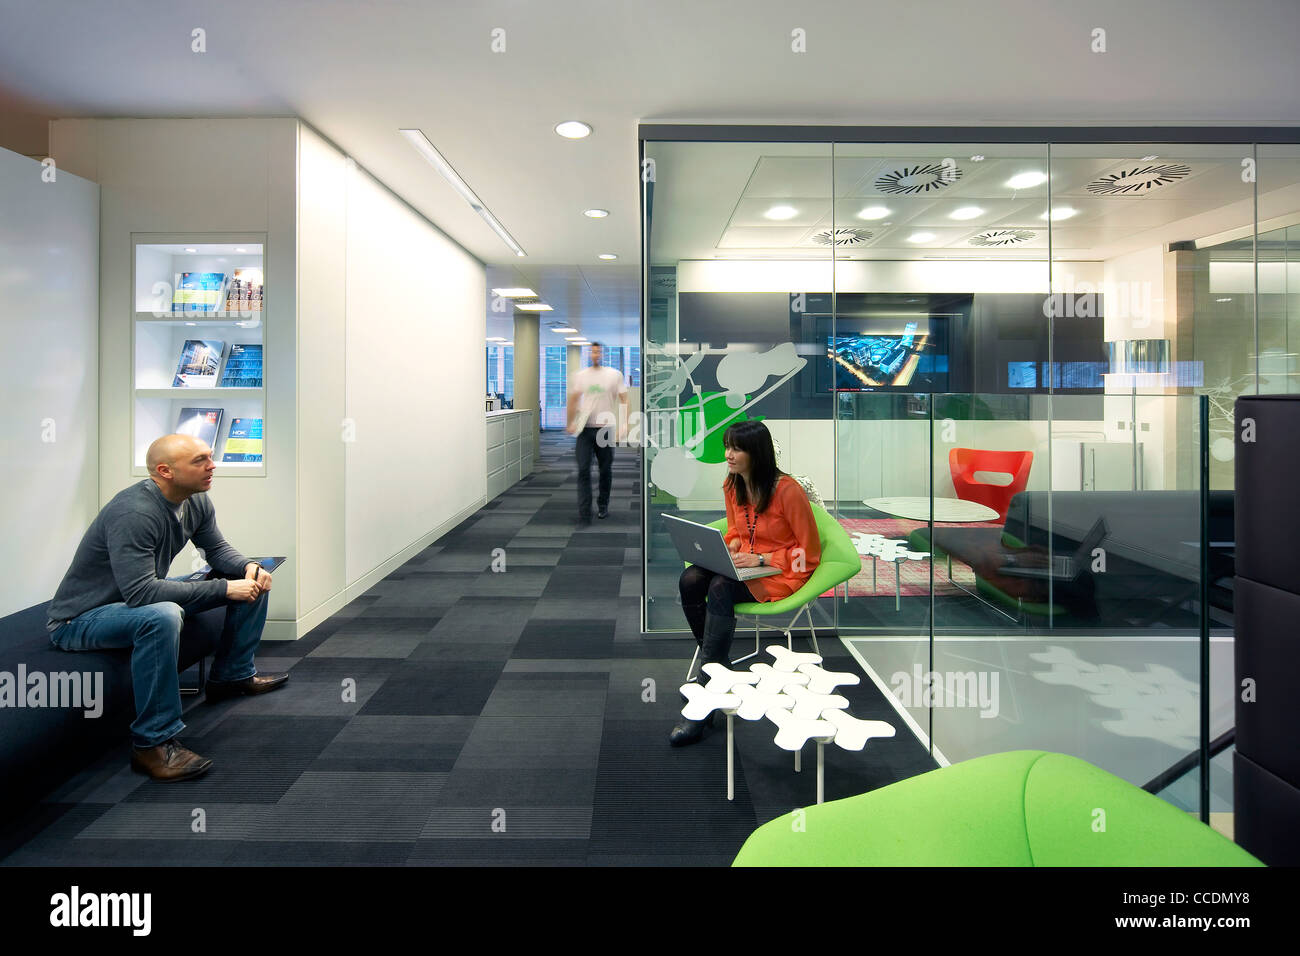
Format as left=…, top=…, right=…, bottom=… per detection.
left=47, top=479, right=251, bottom=631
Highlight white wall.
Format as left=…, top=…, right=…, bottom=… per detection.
left=342, top=159, right=486, bottom=584
left=296, top=126, right=349, bottom=618
left=0, top=146, right=99, bottom=616
left=50, top=117, right=301, bottom=637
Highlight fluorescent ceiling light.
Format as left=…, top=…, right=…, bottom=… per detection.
left=515, top=302, right=553, bottom=311
left=583, top=209, right=609, bottom=218
left=487, top=337, right=507, bottom=342
left=399, top=128, right=527, bottom=257
left=184, top=247, right=197, bottom=253
left=555, top=121, right=592, bottom=139
left=1006, top=171, right=1047, bottom=189
left=857, top=206, right=890, bottom=220
left=492, top=288, right=536, bottom=297
left=1040, top=207, right=1078, bottom=221
left=503, top=342, right=513, bottom=346
left=235, top=247, right=247, bottom=253
left=565, top=336, right=586, bottom=341
left=949, top=206, right=983, bottom=220
left=553, top=327, right=578, bottom=333
left=598, top=253, right=618, bottom=260
left=907, top=232, right=936, bottom=243
left=764, top=205, right=799, bottom=221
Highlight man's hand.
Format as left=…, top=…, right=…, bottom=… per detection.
left=732, top=551, right=762, bottom=569
left=226, top=577, right=262, bottom=602
left=245, top=561, right=272, bottom=593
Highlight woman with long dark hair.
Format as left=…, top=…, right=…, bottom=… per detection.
left=670, top=420, right=821, bottom=746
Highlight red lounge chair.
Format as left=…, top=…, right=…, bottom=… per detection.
left=949, top=448, right=1033, bottom=522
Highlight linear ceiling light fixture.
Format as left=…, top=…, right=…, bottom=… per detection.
left=399, top=128, right=527, bottom=257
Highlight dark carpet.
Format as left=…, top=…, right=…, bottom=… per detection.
left=0, top=432, right=938, bottom=867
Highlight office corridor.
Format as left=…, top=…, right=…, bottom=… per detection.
left=1, top=431, right=935, bottom=866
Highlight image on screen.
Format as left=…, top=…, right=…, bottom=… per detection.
left=829, top=322, right=933, bottom=388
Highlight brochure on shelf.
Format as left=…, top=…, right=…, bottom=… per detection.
left=174, top=407, right=224, bottom=448
left=172, top=272, right=228, bottom=313
left=219, top=343, right=263, bottom=387
left=221, top=417, right=263, bottom=462
left=172, top=339, right=226, bottom=387
left=224, top=267, right=264, bottom=313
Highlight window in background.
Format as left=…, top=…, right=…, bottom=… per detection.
left=486, top=345, right=514, bottom=408
left=541, top=346, right=567, bottom=429
left=579, top=345, right=639, bottom=385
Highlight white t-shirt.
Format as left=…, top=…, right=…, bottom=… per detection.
left=571, top=364, right=628, bottom=429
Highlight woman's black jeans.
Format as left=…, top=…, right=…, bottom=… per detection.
left=679, top=565, right=754, bottom=671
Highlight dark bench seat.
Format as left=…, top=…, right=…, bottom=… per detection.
left=0, top=600, right=225, bottom=824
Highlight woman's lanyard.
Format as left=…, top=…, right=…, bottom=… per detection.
left=743, top=503, right=758, bottom=553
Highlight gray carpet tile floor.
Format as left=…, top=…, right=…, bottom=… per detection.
left=0, top=431, right=938, bottom=866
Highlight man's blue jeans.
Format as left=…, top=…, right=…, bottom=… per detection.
left=49, top=584, right=269, bottom=748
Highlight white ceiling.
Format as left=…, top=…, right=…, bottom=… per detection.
left=1, top=0, right=1298, bottom=348
left=652, top=142, right=1300, bottom=264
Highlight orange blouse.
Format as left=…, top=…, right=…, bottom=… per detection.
left=722, top=475, right=821, bottom=602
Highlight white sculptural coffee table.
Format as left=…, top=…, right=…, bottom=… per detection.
left=850, top=531, right=931, bottom=610
left=862, top=496, right=999, bottom=523
left=681, top=649, right=894, bottom=804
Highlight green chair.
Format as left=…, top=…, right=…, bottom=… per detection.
left=685, top=503, right=861, bottom=681
left=732, top=750, right=1264, bottom=867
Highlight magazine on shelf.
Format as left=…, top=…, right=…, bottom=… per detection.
left=174, top=407, right=224, bottom=448
left=172, top=272, right=227, bottom=313
left=221, top=417, right=263, bottom=462
left=223, top=267, right=264, bottom=313
left=172, top=339, right=226, bottom=388
left=219, top=343, right=263, bottom=387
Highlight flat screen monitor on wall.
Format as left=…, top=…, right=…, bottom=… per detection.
left=826, top=323, right=951, bottom=390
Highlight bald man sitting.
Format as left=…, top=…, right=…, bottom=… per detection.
left=47, top=433, right=287, bottom=781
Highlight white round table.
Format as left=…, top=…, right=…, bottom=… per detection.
left=862, top=496, right=999, bottom=523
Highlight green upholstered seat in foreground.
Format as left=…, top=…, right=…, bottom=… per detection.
left=732, top=750, right=1263, bottom=867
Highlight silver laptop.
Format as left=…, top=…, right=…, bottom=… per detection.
left=662, top=514, right=782, bottom=581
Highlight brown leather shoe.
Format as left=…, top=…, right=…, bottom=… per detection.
left=205, top=672, right=289, bottom=703
left=130, top=739, right=213, bottom=781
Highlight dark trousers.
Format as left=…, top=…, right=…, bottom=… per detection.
left=679, top=565, right=753, bottom=668
left=575, top=426, right=614, bottom=518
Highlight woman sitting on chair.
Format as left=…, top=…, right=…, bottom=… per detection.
left=671, top=420, right=821, bottom=746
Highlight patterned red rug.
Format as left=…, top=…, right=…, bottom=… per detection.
left=820, top=517, right=1002, bottom=599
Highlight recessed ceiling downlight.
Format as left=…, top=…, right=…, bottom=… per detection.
left=763, top=205, right=799, bottom=221
left=907, top=232, right=937, bottom=243
left=1040, top=207, right=1078, bottom=221
left=598, top=253, right=618, bottom=260
left=1005, top=172, right=1048, bottom=189
left=555, top=121, right=592, bottom=139
left=583, top=209, right=609, bottom=218
left=949, top=206, right=984, bottom=220
left=857, top=205, right=890, bottom=220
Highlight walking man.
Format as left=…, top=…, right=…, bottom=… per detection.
left=566, top=342, right=629, bottom=523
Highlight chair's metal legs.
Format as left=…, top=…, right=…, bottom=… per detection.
left=727, top=714, right=735, bottom=801
left=795, top=748, right=801, bottom=773
left=731, top=622, right=761, bottom=666
left=817, top=741, right=825, bottom=804
left=685, top=644, right=700, bottom=682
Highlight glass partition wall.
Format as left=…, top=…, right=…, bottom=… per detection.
left=640, top=129, right=1299, bottom=825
